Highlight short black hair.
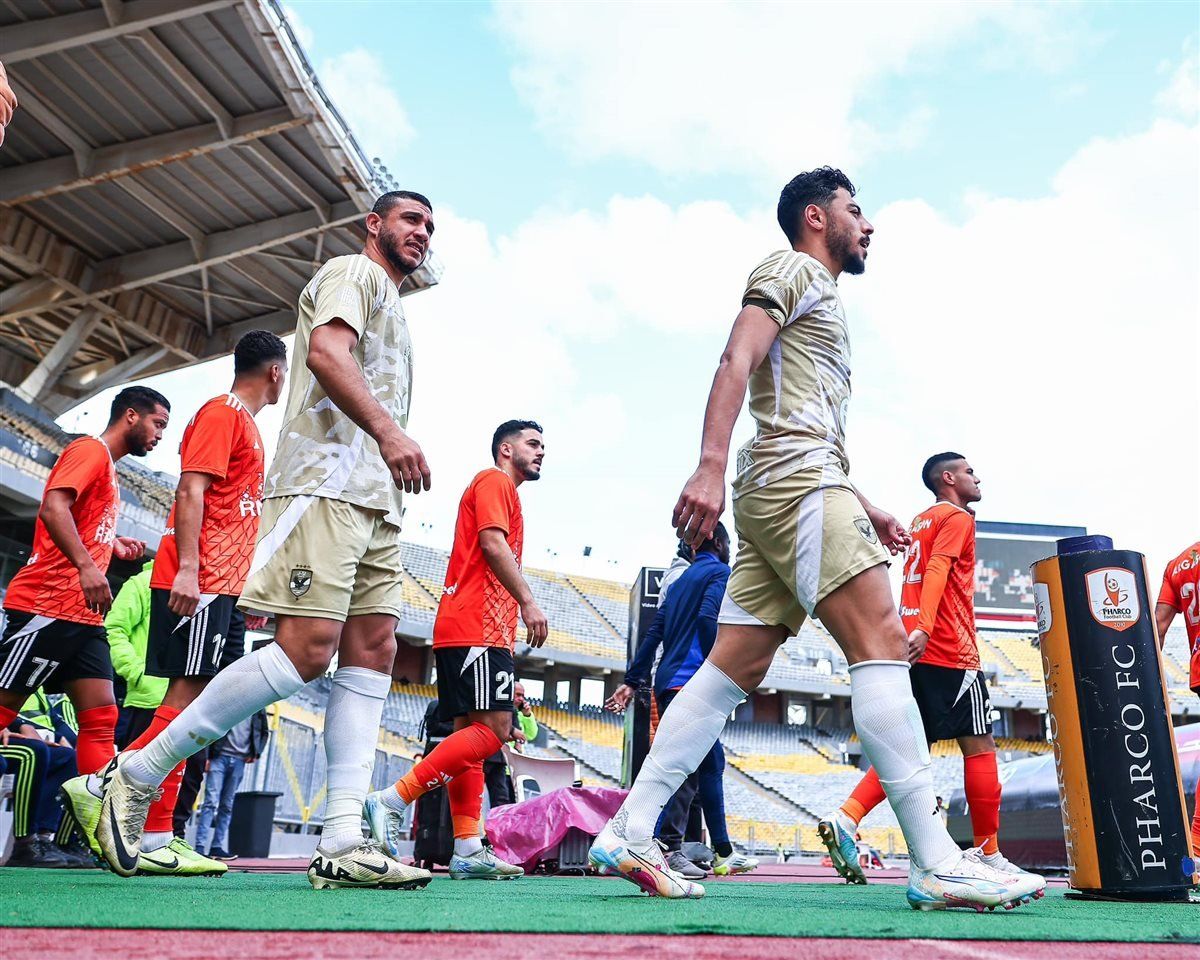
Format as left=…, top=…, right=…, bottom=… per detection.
left=922, top=451, right=966, bottom=495
left=234, top=330, right=287, bottom=375
left=675, top=539, right=695, bottom=562
left=372, top=190, right=433, bottom=218
left=777, top=167, right=856, bottom=243
left=697, top=521, right=730, bottom=555
left=108, top=385, right=169, bottom=426
left=491, top=419, right=543, bottom=461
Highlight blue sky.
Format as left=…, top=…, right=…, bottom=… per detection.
left=67, top=1, right=1198, bottom=584
left=287, top=0, right=1195, bottom=228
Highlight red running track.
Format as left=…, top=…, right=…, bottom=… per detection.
left=3, top=929, right=1184, bottom=960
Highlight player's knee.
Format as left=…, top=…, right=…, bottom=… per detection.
left=288, top=641, right=337, bottom=681
left=479, top=713, right=512, bottom=743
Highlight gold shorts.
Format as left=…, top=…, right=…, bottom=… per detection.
left=238, top=495, right=403, bottom=622
left=720, top=465, right=889, bottom=634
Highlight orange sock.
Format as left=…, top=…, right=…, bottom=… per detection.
left=126, top=705, right=184, bottom=833
left=964, top=750, right=1001, bottom=855
left=447, top=761, right=485, bottom=839
left=394, top=722, right=502, bottom=805
left=75, top=705, right=118, bottom=775
left=840, top=766, right=887, bottom=825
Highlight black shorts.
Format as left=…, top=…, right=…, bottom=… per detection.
left=910, top=662, right=992, bottom=741
left=146, top=591, right=245, bottom=679
left=0, top=610, right=112, bottom=695
left=434, top=646, right=515, bottom=721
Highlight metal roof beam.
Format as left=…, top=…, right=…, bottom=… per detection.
left=1, top=202, right=358, bottom=322
left=133, top=31, right=234, bottom=138
left=199, top=309, right=295, bottom=360
left=0, top=0, right=241, bottom=64
left=0, top=108, right=305, bottom=206
left=240, top=141, right=332, bottom=221
left=17, top=306, right=105, bottom=402
left=0, top=210, right=205, bottom=359
left=95, top=201, right=361, bottom=293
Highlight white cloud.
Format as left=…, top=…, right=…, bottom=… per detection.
left=844, top=118, right=1199, bottom=579
left=66, top=111, right=1197, bottom=588
left=1155, top=39, right=1199, bottom=122
left=492, top=0, right=1075, bottom=181
left=319, top=49, right=415, bottom=166
left=282, top=3, right=315, bottom=52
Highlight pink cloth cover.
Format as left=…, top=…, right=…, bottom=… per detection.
left=485, top=785, right=626, bottom=870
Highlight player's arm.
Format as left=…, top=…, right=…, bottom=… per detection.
left=1154, top=569, right=1180, bottom=650
left=478, top=527, right=548, bottom=647
left=851, top=487, right=912, bottom=557
left=306, top=319, right=430, bottom=494
left=168, top=471, right=213, bottom=617
left=675, top=305, right=779, bottom=547
left=39, top=487, right=112, bottom=614
left=1154, top=604, right=1177, bottom=650
left=696, top=570, right=729, bottom=659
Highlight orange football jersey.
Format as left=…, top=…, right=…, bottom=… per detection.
left=899, top=501, right=978, bottom=670
left=4, top=437, right=119, bottom=626
left=434, top=469, right=524, bottom=651
left=151, top=394, right=264, bottom=596
left=1157, top=541, right=1200, bottom=692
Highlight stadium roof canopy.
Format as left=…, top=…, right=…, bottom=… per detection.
left=0, top=0, right=440, bottom=415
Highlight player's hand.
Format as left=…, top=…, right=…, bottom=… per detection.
left=79, top=562, right=113, bottom=614
left=0, top=729, right=9, bottom=746
left=521, top=599, right=548, bottom=647
left=380, top=430, right=431, bottom=495
left=866, top=506, right=911, bottom=556
left=0, top=62, right=17, bottom=147
left=509, top=726, right=527, bottom=744
left=673, top=464, right=725, bottom=549
left=604, top=683, right=635, bottom=714
left=244, top=614, right=269, bottom=631
left=113, top=536, right=146, bottom=561
left=168, top=568, right=201, bottom=618
left=906, top=628, right=930, bottom=665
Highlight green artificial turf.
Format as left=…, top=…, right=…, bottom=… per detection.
left=1, top=871, right=1196, bottom=942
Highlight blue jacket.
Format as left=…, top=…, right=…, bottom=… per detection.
left=626, top=551, right=729, bottom=697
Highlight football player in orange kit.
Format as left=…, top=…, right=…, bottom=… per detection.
left=818, top=453, right=1043, bottom=891
left=1154, top=540, right=1200, bottom=854
left=364, top=419, right=547, bottom=879
left=0, top=387, right=168, bottom=782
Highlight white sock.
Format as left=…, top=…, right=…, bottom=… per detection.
left=379, top=785, right=407, bottom=813
left=84, top=773, right=103, bottom=798
left=141, top=831, right=173, bottom=853
left=849, top=660, right=961, bottom=870
left=454, top=836, right=483, bottom=857
left=124, top=643, right=305, bottom=787
left=614, top=660, right=745, bottom=841
left=318, top=666, right=391, bottom=852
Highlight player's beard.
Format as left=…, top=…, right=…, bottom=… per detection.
left=517, top=454, right=542, bottom=481
left=377, top=226, right=423, bottom=276
left=828, top=219, right=866, bottom=275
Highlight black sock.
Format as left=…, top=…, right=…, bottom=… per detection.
left=715, top=841, right=733, bottom=858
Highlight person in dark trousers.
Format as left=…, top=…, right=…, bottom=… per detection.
left=2, top=704, right=92, bottom=867
left=194, top=708, right=269, bottom=859
left=483, top=681, right=538, bottom=808
left=604, top=522, right=758, bottom=879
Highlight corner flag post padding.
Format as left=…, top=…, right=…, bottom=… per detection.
left=1033, top=535, right=1193, bottom=901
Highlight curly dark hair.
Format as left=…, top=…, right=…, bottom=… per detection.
left=777, top=167, right=856, bottom=243
left=233, top=330, right=287, bottom=374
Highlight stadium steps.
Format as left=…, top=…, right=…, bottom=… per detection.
left=563, top=576, right=627, bottom=641
left=725, top=753, right=821, bottom=823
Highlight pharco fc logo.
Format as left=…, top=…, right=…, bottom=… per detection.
left=1084, top=567, right=1139, bottom=632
